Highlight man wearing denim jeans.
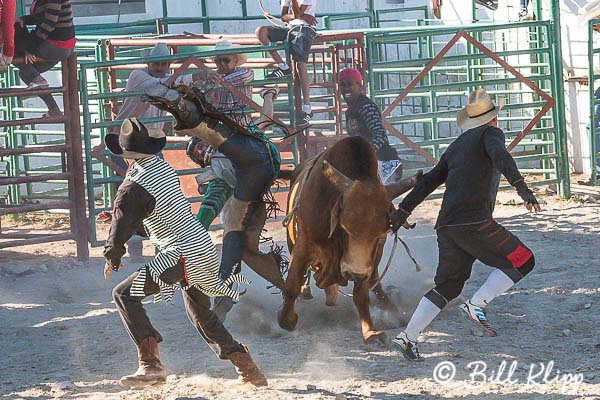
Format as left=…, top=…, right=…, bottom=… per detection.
left=255, top=0, right=317, bottom=125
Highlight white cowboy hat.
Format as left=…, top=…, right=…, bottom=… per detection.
left=213, top=40, right=248, bottom=67
left=456, top=88, right=505, bottom=130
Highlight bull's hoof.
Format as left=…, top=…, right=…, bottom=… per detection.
left=324, top=284, right=339, bottom=306
left=277, top=309, right=298, bottom=332
left=300, top=284, right=313, bottom=300
left=363, top=330, right=388, bottom=346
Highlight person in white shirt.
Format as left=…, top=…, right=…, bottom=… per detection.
left=255, top=0, right=317, bottom=125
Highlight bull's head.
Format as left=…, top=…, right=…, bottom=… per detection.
left=322, top=160, right=420, bottom=282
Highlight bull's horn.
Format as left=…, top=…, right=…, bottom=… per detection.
left=386, top=169, right=423, bottom=200
left=322, top=160, right=353, bottom=193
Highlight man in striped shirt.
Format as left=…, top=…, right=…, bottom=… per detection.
left=104, top=118, right=268, bottom=388
left=13, top=0, right=75, bottom=117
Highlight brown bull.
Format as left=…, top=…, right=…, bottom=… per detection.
left=278, top=137, right=420, bottom=343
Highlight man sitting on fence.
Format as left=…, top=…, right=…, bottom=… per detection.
left=13, top=0, right=76, bottom=117
left=189, top=39, right=255, bottom=227
left=113, top=43, right=174, bottom=132
left=256, top=0, right=317, bottom=125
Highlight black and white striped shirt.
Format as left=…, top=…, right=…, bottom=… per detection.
left=104, top=156, right=247, bottom=302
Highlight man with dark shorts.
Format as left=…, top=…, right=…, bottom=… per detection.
left=389, top=88, right=541, bottom=361
left=255, top=0, right=317, bottom=125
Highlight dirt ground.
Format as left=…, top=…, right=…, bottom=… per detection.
left=1, top=185, right=600, bottom=400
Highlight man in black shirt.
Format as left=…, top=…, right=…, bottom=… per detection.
left=389, top=88, right=541, bottom=361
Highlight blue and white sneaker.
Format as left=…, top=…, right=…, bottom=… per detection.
left=392, top=331, right=423, bottom=361
left=459, top=301, right=497, bottom=337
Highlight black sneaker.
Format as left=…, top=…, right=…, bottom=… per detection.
left=392, top=331, right=423, bottom=361
left=260, top=86, right=280, bottom=100
left=297, top=110, right=313, bottom=126
left=266, top=67, right=292, bottom=79
left=519, top=9, right=534, bottom=21
left=458, top=301, right=498, bottom=337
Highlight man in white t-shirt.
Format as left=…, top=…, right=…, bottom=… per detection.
left=255, top=0, right=317, bottom=125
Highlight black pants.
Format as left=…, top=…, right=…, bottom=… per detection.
left=13, top=26, right=73, bottom=110
left=425, top=219, right=535, bottom=309
left=217, top=134, right=276, bottom=280
left=112, top=262, right=244, bottom=359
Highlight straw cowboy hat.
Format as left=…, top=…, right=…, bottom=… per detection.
left=106, top=118, right=166, bottom=159
left=213, top=40, right=248, bottom=66
left=456, top=88, right=505, bottom=130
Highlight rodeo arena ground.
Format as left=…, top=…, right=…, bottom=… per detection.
left=2, top=0, right=600, bottom=399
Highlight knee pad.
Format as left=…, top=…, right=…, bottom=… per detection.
left=427, top=277, right=468, bottom=307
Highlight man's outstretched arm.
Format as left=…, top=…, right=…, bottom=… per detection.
left=390, top=157, right=448, bottom=231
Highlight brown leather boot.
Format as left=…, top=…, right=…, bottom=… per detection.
left=119, top=336, right=167, bottom=387
left=228, top=346, right=268, bottom=387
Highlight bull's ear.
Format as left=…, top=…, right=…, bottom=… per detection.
left=322, top=160, right=353, bottom=193
left=328, top=195, right=343, bottom=238
left=385, top=169, right=423, bottom=200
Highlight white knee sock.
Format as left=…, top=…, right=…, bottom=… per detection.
left=404, top=297, right=442, bottom=342
left=470, top=269, right=515, bottom=308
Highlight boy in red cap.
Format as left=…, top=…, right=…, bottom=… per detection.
left=338, top=67, right=403, bottom=184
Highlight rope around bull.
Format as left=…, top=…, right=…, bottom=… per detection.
left=282, top=155, right=423, bottom=298
left=336, top=231, right=422, bottom=298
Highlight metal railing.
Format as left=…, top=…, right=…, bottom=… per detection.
left=0, top=54, right=89, bottom=259
left=364, top=20, right=570, bottom=196
left=588, top=18, right=600, bottom=186
left=79, top=39, right=298, bottom=246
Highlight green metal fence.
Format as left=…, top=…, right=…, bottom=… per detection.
left=588, top=19, right=600, bottom=186
left=3, top=1, right=574, bottom=252
left=364, top=20, right=570, bottom=197
left=79, top=43, right=298, bottom=246
left=0, top=63, right=71, bottom=206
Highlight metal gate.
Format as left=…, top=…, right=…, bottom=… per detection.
left=0, top=55, right=88, bottom=258
left=365, top=20, right=570, bottom=196
left=79, top=37, right=298, bottom=246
